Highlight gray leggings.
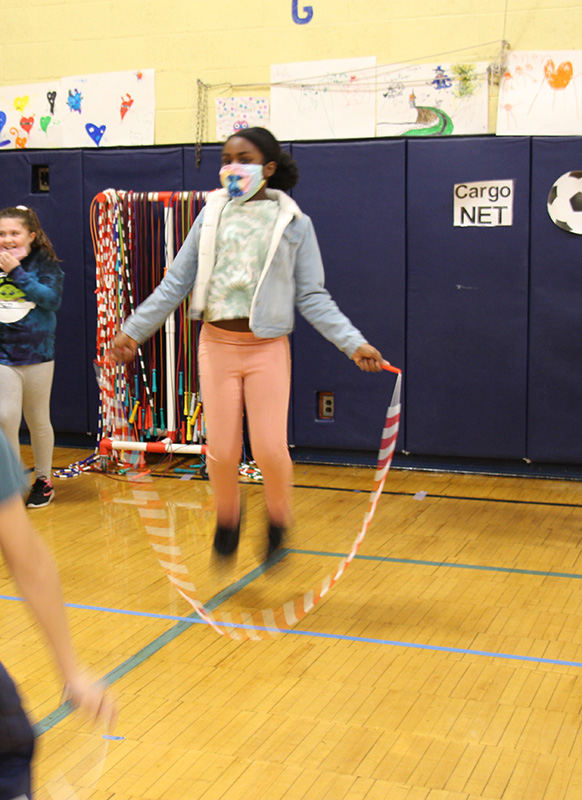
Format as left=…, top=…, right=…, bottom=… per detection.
left=0, top=362, right=55, bottom=481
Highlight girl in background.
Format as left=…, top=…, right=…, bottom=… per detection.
left=0, top=207, right=64, bottom=508
left=113, top=128, right=388, bottom=557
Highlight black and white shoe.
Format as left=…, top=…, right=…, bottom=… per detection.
left=26, top=477, right=55, bottom=509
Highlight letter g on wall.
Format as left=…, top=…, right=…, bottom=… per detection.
left=292, top=0, right=313, bottom=24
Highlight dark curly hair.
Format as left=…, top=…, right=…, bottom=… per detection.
left=225, top=127, right=299, bottom=191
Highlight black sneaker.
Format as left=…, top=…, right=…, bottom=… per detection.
left=26, top=477, right=55, bottom=509
left=267, top=523, right=286, bottom=559
left=213, top=521, right=240, bottom=556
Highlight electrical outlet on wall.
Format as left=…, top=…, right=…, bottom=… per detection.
left=317, top=392, right=334, bottom=419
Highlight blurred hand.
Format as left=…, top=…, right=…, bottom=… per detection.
left=64, top=673, right=118, bottom=731
left=111, top=332, right=138, bottom=363
left=351, top=343, right=389, bottom=373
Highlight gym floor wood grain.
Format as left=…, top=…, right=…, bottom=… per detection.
left=3, top=445, right=582, bottom=799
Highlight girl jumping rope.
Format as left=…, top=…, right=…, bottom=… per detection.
left=112, top=128, right=388, bottom=557
left=0, top=207, right=64, bottom=508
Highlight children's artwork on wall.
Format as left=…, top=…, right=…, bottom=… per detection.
left=60, top=69, right=155, bottom=147
left=270, top=57, right=376, bottom=140
left=376, top=63, right=489, bottom=137
left=0, top=82, right=63, bottom=149
left=215, top=97, right=270, bottom=141
left=0, top=69, right=154, bottom=149
left=497, top=51, right=582, bottom=135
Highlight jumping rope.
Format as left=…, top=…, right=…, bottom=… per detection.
left=131, top=365, right=401, bottom=641
left=89, top=189, right=402, bottom=639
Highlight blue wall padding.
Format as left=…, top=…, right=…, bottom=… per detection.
left=290, top=140, right=406, bottom=450
left=2, top=137, right=582, bottom=465
left=183, top=145, right=226, bottom=191
left=528, top=137, right=582, bottom=462
left=406, top=137, right=531, bottom=458
left=81, top=148, right=185, bottom=431
left=0, top=151, right=88, bottom=432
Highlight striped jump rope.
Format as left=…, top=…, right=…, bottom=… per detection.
left=132, top=366, right=402, bottom=641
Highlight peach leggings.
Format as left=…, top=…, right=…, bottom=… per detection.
left=198, top=322, right=293, bottom=529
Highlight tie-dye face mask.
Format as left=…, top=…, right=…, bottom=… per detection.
left=219, top=163, right=265, bottom=202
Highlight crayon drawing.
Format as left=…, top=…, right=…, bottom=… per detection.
left=376, top=62, right=488, bottom=137
left=497, top=51, right=582, bottom=135
left=270, top=57, right=376, bottom=140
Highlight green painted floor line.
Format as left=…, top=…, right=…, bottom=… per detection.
left=291, top=549, right=582, bottom=580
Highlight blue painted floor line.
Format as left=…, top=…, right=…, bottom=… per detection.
left=25, top=542, right=582, bottom=736
left=2, top=546, right=578, bottom=630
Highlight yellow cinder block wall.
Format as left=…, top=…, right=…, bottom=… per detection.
left=0, top=0, right=580, bottom=143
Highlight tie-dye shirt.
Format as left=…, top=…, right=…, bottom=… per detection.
left=0, top=249, right=64, bottom=365
left=204, top=199, right=278, bottom=321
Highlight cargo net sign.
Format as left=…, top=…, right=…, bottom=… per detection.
left=454, top=180, right=514, bottom=227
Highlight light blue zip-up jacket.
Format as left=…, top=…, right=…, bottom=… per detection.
left=123, top=188, right=366, bottom=357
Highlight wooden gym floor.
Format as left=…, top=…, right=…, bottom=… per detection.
left=3, top=444, right=582, bottom=799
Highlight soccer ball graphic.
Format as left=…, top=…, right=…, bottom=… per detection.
left=547, top=171, right=582, bottom=234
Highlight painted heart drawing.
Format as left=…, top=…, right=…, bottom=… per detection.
left=0, top=111, right=10, bottom=147
left=85, top=123, right=106, bottom=146
left=14, top=95, right=29, bottom=112
left=544, top=60, right=574, bottom=90
left=20, top=116, right=34, bottom=134
left=46, top=90, right=57, bottom=114
left=40, top=116, right=51, bottom=133
left=120, top=94, right=134, bottom=121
